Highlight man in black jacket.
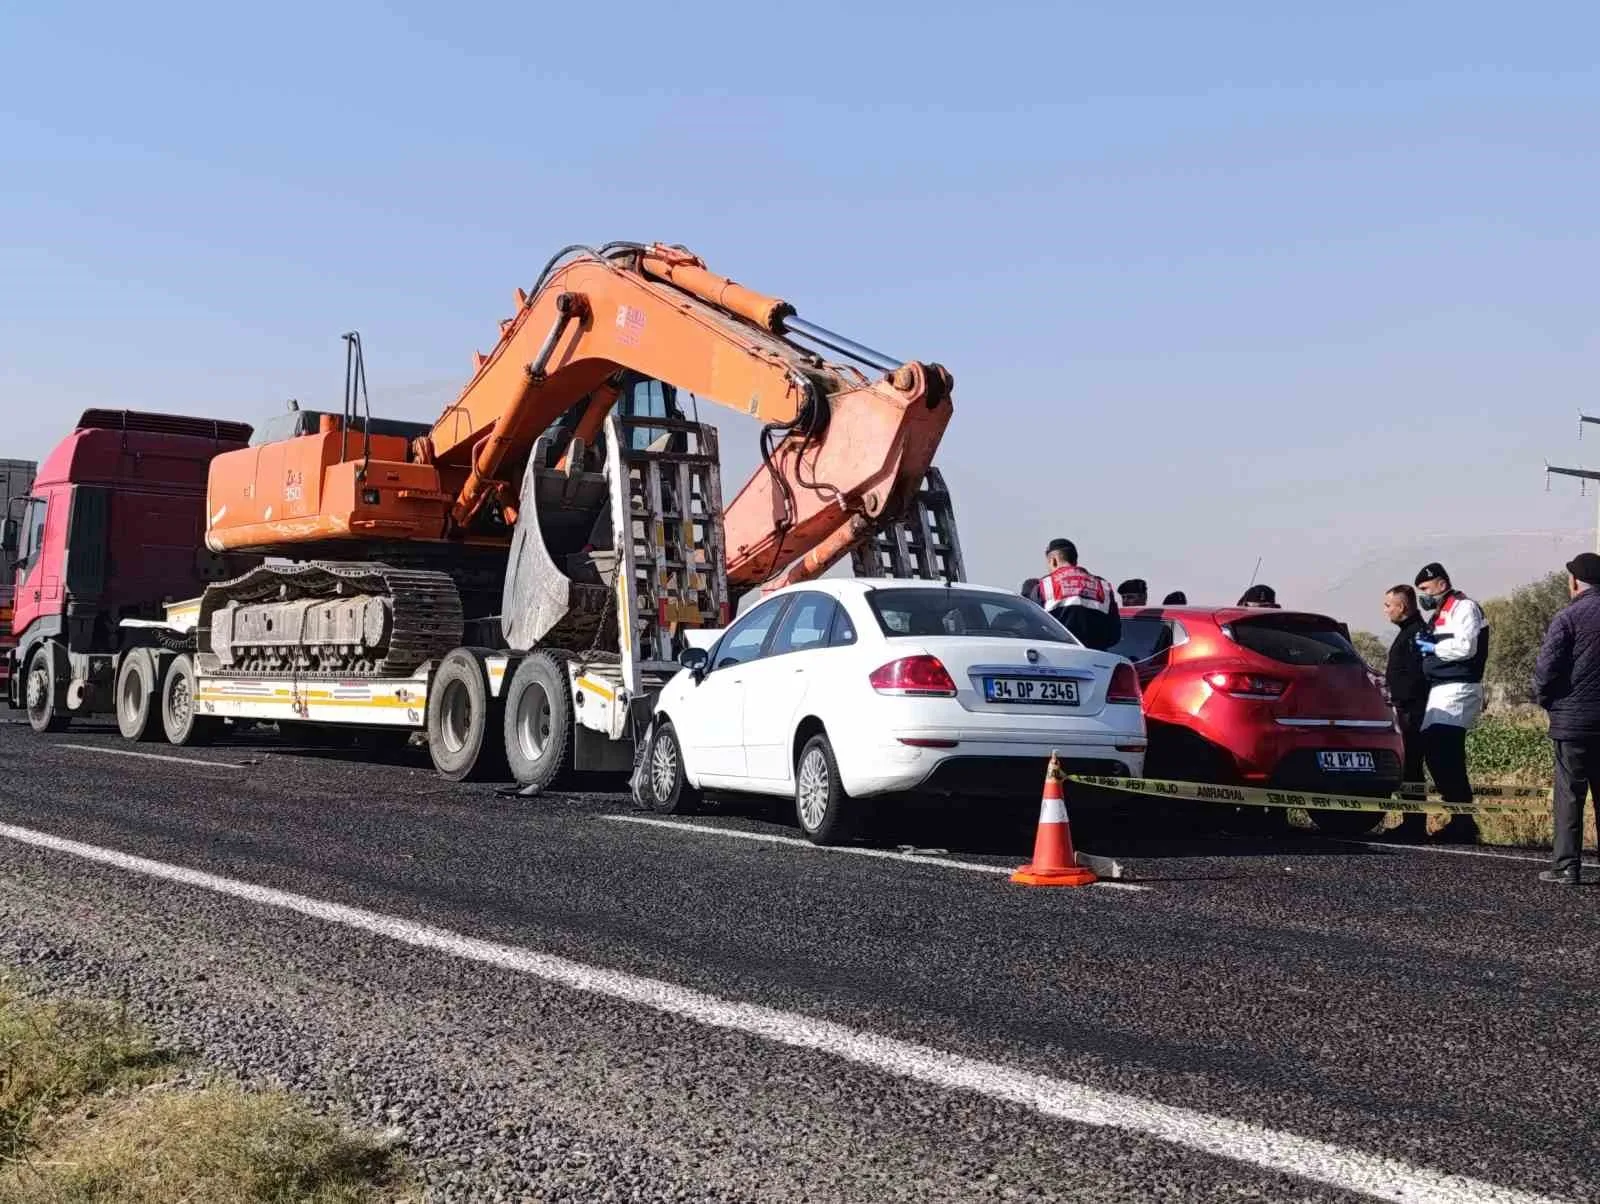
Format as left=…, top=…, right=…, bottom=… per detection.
left=1532, top=551, right=1600, bottom=885
left=1383, top=584, right=1430, bottom=837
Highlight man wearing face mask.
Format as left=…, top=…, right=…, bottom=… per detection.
left=1413, top=562, right=1489, bottom=839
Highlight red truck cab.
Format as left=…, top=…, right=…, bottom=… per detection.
left=4, top=410, right=254, bottom=730
left=0, top=458, right=38, bottom=692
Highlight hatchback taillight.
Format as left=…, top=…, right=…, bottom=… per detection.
left=1205, top=671, right=1288, bottom=699
left=870, top=655, right=958, bottom=697
left=1107, top=662, right=1141, bottom=704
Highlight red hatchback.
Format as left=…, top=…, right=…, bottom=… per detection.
left=1107, top=606, right=1403, bottom=835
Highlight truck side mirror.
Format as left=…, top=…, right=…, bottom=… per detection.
left=0, top=518, right=17, bottom=556
left=678, top=646, right=709, bottom=679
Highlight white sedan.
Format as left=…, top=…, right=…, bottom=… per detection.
left=639, top=579, right=1147, bottom=844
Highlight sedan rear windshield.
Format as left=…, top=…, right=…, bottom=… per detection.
left=1226, top=614, right=1362, bottom=666
left=866, top=588, right=1072, bottom=642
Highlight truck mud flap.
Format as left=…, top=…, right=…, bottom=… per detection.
left=627, top=713, right=657, bottom=809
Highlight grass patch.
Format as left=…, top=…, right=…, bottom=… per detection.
left=0, top=981, right=415, bottom=1203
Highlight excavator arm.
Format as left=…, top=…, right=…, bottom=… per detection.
left=204, top=242, right=953, bottom=591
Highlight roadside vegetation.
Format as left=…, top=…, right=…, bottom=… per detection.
left=0, top=979, right=414, bottom=1203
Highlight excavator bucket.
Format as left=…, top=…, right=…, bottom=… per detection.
left=499, top=409, right=730, bottom=670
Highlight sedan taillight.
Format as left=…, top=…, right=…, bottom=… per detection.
left=870, top=655, right=958, bottom=697
left=1205, top=671, right=1288, bottom=699
left=1107, top=662, right=1141, bottom=704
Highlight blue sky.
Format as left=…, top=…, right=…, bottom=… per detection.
left=4, top=1, right=1599, bottom=625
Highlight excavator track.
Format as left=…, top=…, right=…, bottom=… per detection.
left=196, top=560, right=463, bottom=679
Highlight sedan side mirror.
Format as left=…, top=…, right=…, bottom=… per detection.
left=0, top=518, right=17, bottom=556
left=678, top=646, right=709, bottom=678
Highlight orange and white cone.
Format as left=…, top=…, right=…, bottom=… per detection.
left=1012, top=753, right=1098, bottom=887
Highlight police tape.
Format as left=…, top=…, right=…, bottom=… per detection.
left=1066, top=774, right=1543, bottom=817
left=1398, top=781, right=1551, bottom=801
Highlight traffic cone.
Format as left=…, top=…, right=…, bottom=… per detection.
left=1012, top=753, right=1098, bottom=887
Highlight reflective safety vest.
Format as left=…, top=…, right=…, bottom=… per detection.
left=1039, top=565, right=1112, bottom=614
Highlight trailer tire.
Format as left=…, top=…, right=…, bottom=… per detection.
left=427, top=648, right=505, bottom=782
left=161, top=654, right=218, bottom=746
left=24, top=646, right=70, bottom=734
left=115, top=649, right=163, bottom=742
left=503, top=653, right=573, bottom=793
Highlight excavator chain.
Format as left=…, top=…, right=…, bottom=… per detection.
left=196, top=560, right=463, bottom=679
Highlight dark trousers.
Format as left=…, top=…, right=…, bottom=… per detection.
left=1552, top=737, right=1600, bottom=874
left=1422, top=723, right=1472, bottom=804
left=1397, top=707, right=1427, bottom=796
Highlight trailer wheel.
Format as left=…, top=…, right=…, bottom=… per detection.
left=427, top=648, right=505, bottom=782
left=24, top=646, right=69, bottom=734
left=115, top=649, right=163, bottom=742
left=503, top=653, right=573, bottom=793
left=161, top=654, right=218, bottom=746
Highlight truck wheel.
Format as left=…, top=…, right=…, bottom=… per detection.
left=115, top=649, right=163, bottom=742
left=161, top=654, right=218, bottom=746
left=502, top=653, right=573, bottom=792
left=643, top=720, right=700, bottom=815
left=427, top=648, right=505, bottom=782
left=795, top=732, right=855, bottom=846
left=24, top=646, right=69, bottom=734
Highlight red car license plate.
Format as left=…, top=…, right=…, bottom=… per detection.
left=1318, top=750, right=1375, bottom=772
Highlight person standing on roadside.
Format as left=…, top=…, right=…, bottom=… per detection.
left=1383, top=584, right=1430, bottom=838
left=1531, top=553, right=1600, bottom=885
left=1118, top=579, right=1148, bottom=609
left=1037, top=538, right=1121, bottom=650
left=1414, top=562, right=1488, bottom=841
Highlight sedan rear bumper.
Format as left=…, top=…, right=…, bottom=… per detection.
left=840, top=731, right=1144, bottom=800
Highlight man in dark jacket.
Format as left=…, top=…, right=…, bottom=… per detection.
left=1531, top=552, right=1600, bottom=885
left=1383, top=584, right=1430, bottom=836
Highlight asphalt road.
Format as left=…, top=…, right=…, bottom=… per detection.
left=0, top=719, right=1595, bottom=1202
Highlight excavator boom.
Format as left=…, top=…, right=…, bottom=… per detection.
left=204, top=242, right=953, bottom=592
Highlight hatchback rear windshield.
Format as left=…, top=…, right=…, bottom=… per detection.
left=1226, top=614, right=1362, bottom=666
left=866, top=588, right=1072, bottom=642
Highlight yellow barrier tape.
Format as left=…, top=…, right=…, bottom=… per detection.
left=1398, top=781, right=1551, bottom=801
left=1068, top=774, right=1543, bottom=818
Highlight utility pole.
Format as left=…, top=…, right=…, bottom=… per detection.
left=1544, top=412, right=1600, bottom=554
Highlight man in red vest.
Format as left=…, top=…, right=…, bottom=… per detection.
left=1035, top=538, right=1122, bottom=650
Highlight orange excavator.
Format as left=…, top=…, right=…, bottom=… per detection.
left=204, top=242, right=951, bottom=592
left=158, top=242, right=957, bottom=785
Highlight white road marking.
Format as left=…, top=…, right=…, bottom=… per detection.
left=0, top=820, right=1562, bottom=1204
left=605, top=814, right=1149, bottom=892
left=56, top=743, right=243, bottom=770
left=1335, top=838, right=1599, bottom=869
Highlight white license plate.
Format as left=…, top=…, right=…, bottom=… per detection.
left=984, top=676, right=1079, bottom=706
left=1318, top=751, right=1376, bottom=773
